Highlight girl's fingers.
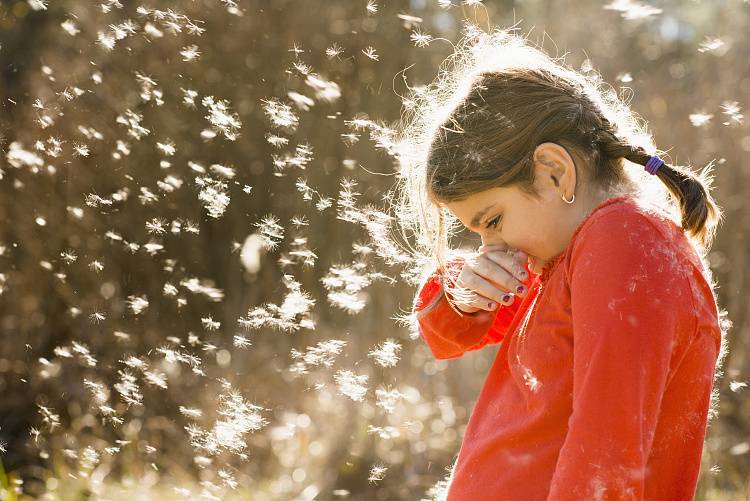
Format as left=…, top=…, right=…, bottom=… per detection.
left=470, top=254, right=527, bottom=295
left=482, top=250, right=529, bottom=283
left=453, top=290, right=509, bottom=312
left=457, top=269, right=515, bottom=306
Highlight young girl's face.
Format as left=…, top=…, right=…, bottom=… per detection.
left=444, top=184, right=568, bottom=274
left=441, top=143, right=605, bottom=275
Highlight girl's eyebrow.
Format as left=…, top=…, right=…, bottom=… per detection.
left=471, top=204, right=497, bottom=228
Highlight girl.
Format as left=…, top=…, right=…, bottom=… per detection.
left=398, top=28, right=728, bottom=500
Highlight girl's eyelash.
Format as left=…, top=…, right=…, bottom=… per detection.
left=486, top=215, right=502, bottom=229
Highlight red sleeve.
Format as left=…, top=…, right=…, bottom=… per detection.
left=413, top=257, right=534, bottom=360
left=547, top=214, right=696, bottom=500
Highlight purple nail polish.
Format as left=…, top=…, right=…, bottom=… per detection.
left=502, top=293, right=512, bottom=303
left=516, top=285, right=525, bottom=294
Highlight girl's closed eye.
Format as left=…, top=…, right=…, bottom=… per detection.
left=486, top=215, right=502, bottom=229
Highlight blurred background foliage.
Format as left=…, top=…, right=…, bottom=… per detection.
left=0, top=0, right=748, bottom=499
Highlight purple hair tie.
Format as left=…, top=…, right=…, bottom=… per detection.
left=645, top=155, right=664, bottom=175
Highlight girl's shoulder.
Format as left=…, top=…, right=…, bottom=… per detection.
left=568, top=195, right=702, bottom=275
left=565, top=195, right=721, bottom=340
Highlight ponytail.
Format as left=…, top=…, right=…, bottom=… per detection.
left=595, top=128, right=724, bottom=253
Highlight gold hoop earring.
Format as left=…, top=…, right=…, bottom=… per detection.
left=561, top=192, right=575, bottom=204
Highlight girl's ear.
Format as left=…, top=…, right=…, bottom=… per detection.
left=532, top=142, right=577, bottom=194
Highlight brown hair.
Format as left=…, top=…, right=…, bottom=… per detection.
left=394, top=27, right=723, bottom=290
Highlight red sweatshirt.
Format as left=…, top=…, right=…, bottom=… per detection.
left=414, top=196, right=722, bottom=500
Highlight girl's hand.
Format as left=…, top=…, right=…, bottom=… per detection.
left=450, top=244, right=529, bottom=313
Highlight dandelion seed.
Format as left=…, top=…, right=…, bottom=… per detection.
left=97, top=31, right=116, bottom=50
left=265, top=133, right=289, bottom=148
left=29, top=427, right=41, bottom=444
left=202, top=96, right=242, bottom=140
left=158, top=175, right=184, bottom=193
left=397, top=13, right=423, bottom=30
left=352, top=243, right=372, bottom=255
left=146, top=218, right=167, bottom=234
left=60, top=250, right=77, bottom=264
left=288, top=41, right=306, bottom=57
left=184, top=220, right=200, bottom=234
left=721, top=100, right=744, bottom=126
left=186, top=385, right=268, bottom=456
left=361, top=46, right=379, bottom=61
left=114, top=370, right=143, bottom=406
left=603, top=0, right=662, bottom=20
left=367, top=425, right=400, bottom=439
left=368, top=464, right=387, bottom=483
left=730, top=380, right=747, bottom=392
left=292, top=60, right=312, bottom=75
left=38, top=404, right=61, bottom=431
left=116, top=109, right=150, bottom=140
left=156, top=140, right=176, bottom=156
left=218, top=469, right=238, bottom=490
left=78, top=125, right=104, bottom=141
left=366, top=0, right=378, bottom=14
left=80, top=446, right=100, bottom=470
left=233, top=335, right=252, bottom=349
left=340, top=132, right=360, bottom=147
left=375, top=386, right=404, bottom=413
left=143, top=241, right=164, bottom=255
left=368, top=339, right=402, bottom=367
left=288, top=91, right=315, bottom=112
left=180, top=277, right=224, bottom=301
left=61, top=19, right=80, bottom=35
left=90, top=312, right=106, bottom=323
left=127, top=295, right=149, bottom=315
left=698, top=36, right=725, bottom=54
left=181, top=88, right=199, bottom=107
left=185, top=20, right=206, bottom=36
left=89, top=260, right=104, bottom=273
left=689, top=112, right=713, bottom=127
left=37, top=114, right=55, bottom=128
left=144, top=370, right=168, bottom=389
left=209, top=163, right=236, bottom=179
left=144, top=22, right=164, bottom=38
left=58, top=87, right=76, bottom=101
left=83, top=379, right=109, bottom=403
left=410, top=29, right=433, bottom=47
left=256, top=215, right=284, bottom=250
left=27, top=0, right=48, bottom=11
left=261, top=98, right=299, bottom=130
left=326, top=42, right=344, bottom=58
left=197, top=176, right=230, bottom=218
left=200, top=129, right=217, bottom=140
left=180, top=44, right=201, bottom=61
left=305, top=74, right=341, bottom=103
left=334, top=369, right=368, bottom=401
left=730, top=442, right=750, bottom=455
left=202, top=316, right=221, bottom=331
left=7, top=142, right=45, bottom=169
left=180, top=406, right=203, bottom=419
left=522, top=366, right=541, bottom=392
